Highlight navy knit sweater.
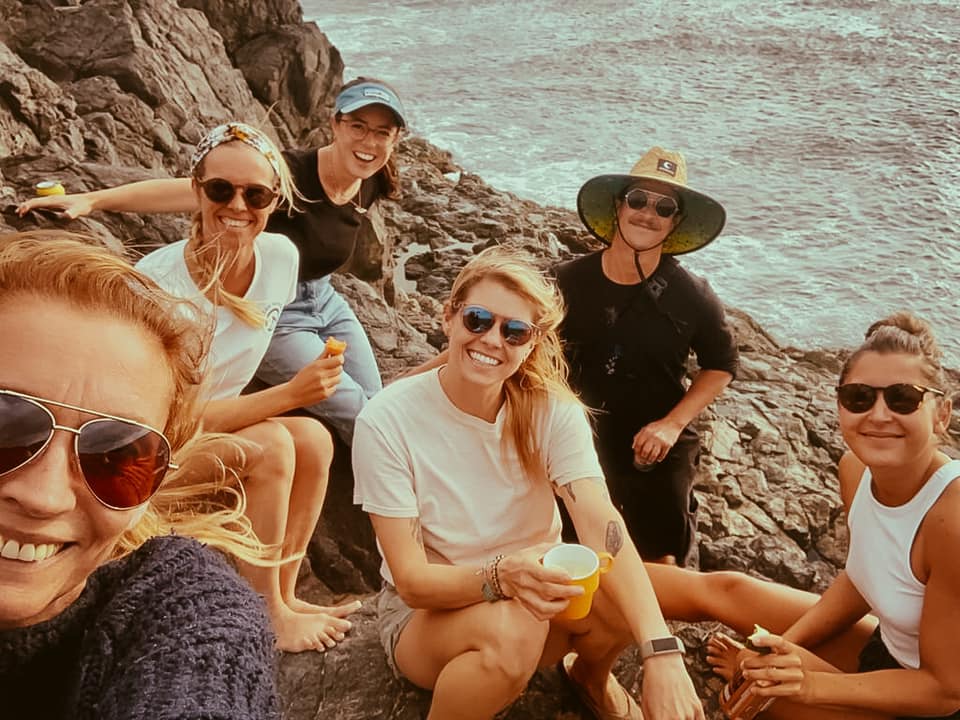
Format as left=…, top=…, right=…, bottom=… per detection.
left=0, top=535, right=280, bottom=719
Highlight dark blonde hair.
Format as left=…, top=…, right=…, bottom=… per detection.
left=188, top=129, right=296, bottom=327
left=335, top=76, right=403, bottom=200
left=840, top=311, right=948, bottom=390
left=447, top=245, right=583, bottom=481
left=0, top=231, right=264, bottom=562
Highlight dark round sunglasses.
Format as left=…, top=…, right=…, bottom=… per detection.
left=196, top=177, right=278, bottom=210
left=836, top=383, right=945, bottom=415
left=0, top=390, right=176, bottom=510
left=623, top=188, right=680, bottom=218
left=458, top=304, right=540, bottom=346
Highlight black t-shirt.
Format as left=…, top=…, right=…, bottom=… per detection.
left=557, top=251, right=738, bottom=464
left=267, top=148, right=387, bottom=282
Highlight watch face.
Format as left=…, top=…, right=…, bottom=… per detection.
left=652, top=637, right=680, bottom=653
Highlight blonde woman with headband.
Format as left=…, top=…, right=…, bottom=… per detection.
left=18, top=77, right=407, bottom=446
left=0, top=232, right=279, bottom=718
left=135, top=121, right=358, bottom=654
left=353, top=246, right=704, bottom=720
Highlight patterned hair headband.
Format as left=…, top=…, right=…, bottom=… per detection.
left=190, top=122, right=283, bottom=180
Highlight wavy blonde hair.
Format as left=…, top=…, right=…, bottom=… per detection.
left=188, top=127, right=297, bottom=327
left=447, top=245, right=584, bottom=481
left=0, top=230, right=266, bottom=563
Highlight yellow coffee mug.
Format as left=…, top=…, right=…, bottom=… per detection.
left=542, top=543, right=614, bottom=620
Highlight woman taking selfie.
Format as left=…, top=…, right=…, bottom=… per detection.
left=17, top=77, right=406, bottom=445
left=0, top=232, right=278, bottom=718
left=353, top=246, right=704, bottom=720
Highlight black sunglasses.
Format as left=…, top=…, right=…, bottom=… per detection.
left=0, top=390, right=176, bottom=510
left=457, top=304, right=540, bottom=346
left=836, top=383, right=945, bottom=415
left=623, top=188, right=680, bottom=218
left=196, top=177, right=278, bottom=210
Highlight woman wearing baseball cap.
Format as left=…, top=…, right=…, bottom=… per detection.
left=17, top=77, right=407, bottom=448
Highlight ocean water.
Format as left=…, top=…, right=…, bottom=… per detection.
left=305, top=0, right=959, bottom=363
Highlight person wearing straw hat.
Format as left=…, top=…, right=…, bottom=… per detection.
left=557, top=146, right=738, bottom=567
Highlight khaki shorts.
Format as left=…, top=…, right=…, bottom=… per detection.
left=375, top=583, right=416, bottom=679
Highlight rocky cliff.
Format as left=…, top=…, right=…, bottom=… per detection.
left=1, top=2, right=957, bottom=718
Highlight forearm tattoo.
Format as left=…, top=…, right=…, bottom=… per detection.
left=605, top=520, right=624, bottom=557
left=409, top=518, right=424, bottom=550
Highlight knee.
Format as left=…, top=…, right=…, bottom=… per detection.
left=244, top=422, right=297, bottom=485
left=708, top=570, right=755, bottom=597
left=475, top=603, right=548, bottom=694
left=283, top=416, right=334, bottom=464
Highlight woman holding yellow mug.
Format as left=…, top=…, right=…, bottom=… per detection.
left=353, top=247, right=704, bottom=720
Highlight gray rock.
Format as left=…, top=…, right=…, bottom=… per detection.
left=2, top=3, right=957, bottom=717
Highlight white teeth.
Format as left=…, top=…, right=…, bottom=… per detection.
left=0, top=535, right=62, bottom=563
left=468, top=350, right=500, bottom=366
left=354, top=152, right=375, bottom=161
left=221, top=218, right=250, bottom=228
left=1, top=539, right=17, bottom=559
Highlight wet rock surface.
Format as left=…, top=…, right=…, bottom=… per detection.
left=2, top=2, right=957, bottom=717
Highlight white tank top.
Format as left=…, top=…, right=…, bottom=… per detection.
left=845, top=459, right=960, bottom=669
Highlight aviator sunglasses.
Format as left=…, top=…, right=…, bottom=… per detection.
left=0, top=390, right=176, bottom=510
left=836, top=383, right=945, bottom=415
left=196, top=177, right=278, bottom=210
left=457, top=304, right=540, bottom=346
left=623, top=188, right=680, bottom=218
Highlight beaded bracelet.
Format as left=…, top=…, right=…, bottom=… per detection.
left=490, top=554, right=507, bottom=600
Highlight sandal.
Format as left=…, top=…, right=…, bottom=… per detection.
left=557, top=652, right=643, bottom=720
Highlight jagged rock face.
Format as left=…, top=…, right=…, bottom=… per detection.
left=2, top=3, right=958, bottom=718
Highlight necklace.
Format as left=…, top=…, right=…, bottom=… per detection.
left=316, top=148, right=366, bottom=214
left=348, top=188, right=367, bottom=215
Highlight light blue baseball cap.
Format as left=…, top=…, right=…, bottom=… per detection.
left=335, top=81, right=407, bottom=128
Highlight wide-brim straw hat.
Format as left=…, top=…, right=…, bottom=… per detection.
left=577, top=146, right=726, bottom=255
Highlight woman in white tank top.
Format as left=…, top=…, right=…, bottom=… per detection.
left=644, top=311, right=959, bottom=719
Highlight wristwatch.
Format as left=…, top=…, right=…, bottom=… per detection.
left=639, top=635, right=685, bottom=661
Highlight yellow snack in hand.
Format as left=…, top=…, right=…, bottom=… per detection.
left=324, top=337, right=347, bottom=356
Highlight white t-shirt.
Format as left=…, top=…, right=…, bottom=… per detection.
left=136, top=232, right=298, bottom=400
left=353, top=368, right=604, bottom=585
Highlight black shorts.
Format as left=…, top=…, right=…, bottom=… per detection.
left=571, top=427, right=701, bottom=565
left=857, top=627, right=960, bottom=720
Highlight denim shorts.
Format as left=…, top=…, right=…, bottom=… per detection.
left=375, top=583, right=416, bottom=679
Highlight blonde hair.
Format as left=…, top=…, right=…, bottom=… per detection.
left=447, top=245, right=584, bottom=481
left=840, top=311, right=948, bottom=389
left=188, top=128, right=297, bottom=327
left=0, top=230, right=266, bottom=563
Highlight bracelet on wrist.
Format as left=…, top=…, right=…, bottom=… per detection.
left=489, top=554, right=508, bottom=600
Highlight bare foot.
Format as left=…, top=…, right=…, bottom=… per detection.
left=562, top=652, right=643, bottom=720
left=705, top=633, right=744, bottom=681
left=272, top=606, right=352, bottom=653
left=287, top=597, right=362, bottom=617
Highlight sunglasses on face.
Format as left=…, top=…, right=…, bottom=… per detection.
left=457, top=305, right=540, bottom=346
left=196, top=177, right=278, bottom=210
left=836, top=383, right=945, bottom=415
left=623, top=188, right=680, bottom=218
left=0, top=390, right=176, bottom=510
